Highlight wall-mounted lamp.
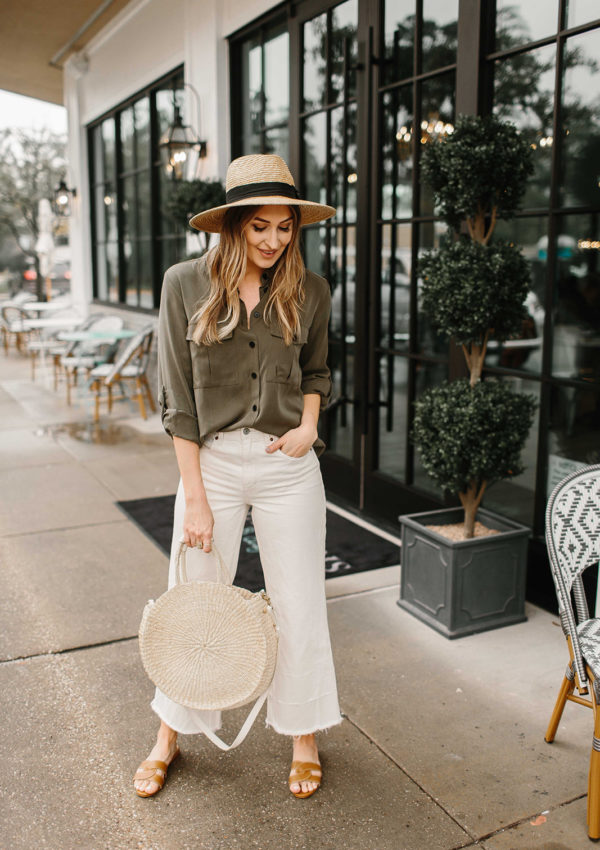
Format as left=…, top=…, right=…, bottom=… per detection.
left=54, top=179, right=77, bottom=216
left=159, top=82, right=207, bottom=181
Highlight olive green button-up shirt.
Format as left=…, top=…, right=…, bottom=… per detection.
left=157, top=256, right=332, bottom=455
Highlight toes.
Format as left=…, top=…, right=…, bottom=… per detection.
left=290, top=782, right=300, bottom=792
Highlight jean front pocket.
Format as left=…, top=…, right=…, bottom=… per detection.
left=276, top=447, right=314, bottom=462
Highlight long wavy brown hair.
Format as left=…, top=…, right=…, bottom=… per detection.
left=189, top=205, right=305, bottom=346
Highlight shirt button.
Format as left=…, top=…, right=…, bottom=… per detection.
left=243, top=427, right=250, bottom=435
left=251, top=372, right=257, bottom=379
left=252, top=404, right=257, bottom=412
left=249, top=341, right=255, bottom=348
left=253, top=311, right=260, bottom=318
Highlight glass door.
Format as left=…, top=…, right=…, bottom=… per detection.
left=296, top=0, right=361, bottom=501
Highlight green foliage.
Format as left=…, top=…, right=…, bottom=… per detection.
left=165, top=179, right=225, bottom=233
left=419, top=236, right=531, bottom=345
left=420, top=114, right=534, bottom=229
left=0, top=128, right=66, bottom=254
left=412, top=379, right=536, bottom=495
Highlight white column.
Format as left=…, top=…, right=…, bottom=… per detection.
left=63, top=54, right=93, bottom=318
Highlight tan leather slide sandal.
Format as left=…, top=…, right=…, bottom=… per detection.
left=288, top=760, right=322, bottom=798
left=133, top=747, right=180, bottom=798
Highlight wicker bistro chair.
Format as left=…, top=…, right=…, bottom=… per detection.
left=61, top=316, right=124, bottom=404
left=1, top=305, right=32, bottom=354
left=49, top=315, right=108, bottom=391
left=88, top=326, right=156, bottom=423
left=544, top=464, right=600, bottom=839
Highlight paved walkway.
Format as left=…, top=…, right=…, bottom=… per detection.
left=0, top=348, right=594, bottom=849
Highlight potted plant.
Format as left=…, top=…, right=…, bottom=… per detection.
left=165, top=178, right=225, bottom=256
left=398, top=114, right=537, bottom=638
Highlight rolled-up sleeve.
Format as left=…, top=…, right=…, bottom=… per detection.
left=299, top=278, right=332, bottom=409
left=157, top=270, right=200, bottom=444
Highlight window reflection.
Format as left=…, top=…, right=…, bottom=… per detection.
left=241, top=36, right=262, bottom=151
left=380, top=223, right=412, bottom=351
left=560, top=28, right=600, bottom=208
left=331, top=0, right=358, bottom=102
left=264, top=126, right=289, bottom=161
left=304, top=13, right=327, bottom=111
left=264, top=26, right=289, bottom=126
left=493, top=45, right=556, bottom=209
left=383, top=0, right=415, bottom=85
left=378, top=355, right=408, bottom=481
left=417, top=220, right=450, bottom=356
left=121, top=107, right=135, bottom=173
left=419, top=73, right=455, bottom=216
left=330, top=102, right=357, bottom=223
left=328, top=226, right=356, bottom=462
left=330, top=226, right=356, bottom=348
left=495, top=0, right=559, bottom=51
left=134, top=99, right=150, bottom=168
left=566, top=0, right=600, bottom=29
left=487, top=217, right=548, bottom=375
left=421, top=0, right=458, bottom=73
left=303, top=112, right=327, bottom=204
left=240, top=22, right=289, bottom=154
left=482, top=377, right=540, bottom=528
left=381, top=87, right=413, bottom=220
left=303, top=226, right=327, bottom=279
left=553, top=214, right=600, bottom=384
left=548, top=387, right=600, bottom=491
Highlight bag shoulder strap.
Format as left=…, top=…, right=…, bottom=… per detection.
left=191, top=690, right=269, bottom=750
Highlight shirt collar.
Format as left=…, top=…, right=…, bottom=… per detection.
left=259, top=264, right=277, bottom=293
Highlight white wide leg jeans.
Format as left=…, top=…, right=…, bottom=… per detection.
left=150, top=427, right=343, bottom=737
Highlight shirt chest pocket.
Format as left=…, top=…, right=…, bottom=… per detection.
left=186, top=324, right=240, bottom=388
left=267, top=324, right=309, bottom=386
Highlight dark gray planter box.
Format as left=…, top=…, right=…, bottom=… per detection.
left=398, top=507, right=530, bottom=639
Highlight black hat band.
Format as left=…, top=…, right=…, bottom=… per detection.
left=225, top=181, right=301, bottom=204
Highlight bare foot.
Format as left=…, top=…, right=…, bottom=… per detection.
left=134, top=727, right=179, bottom=796
left=290, top=733, right=321, bottom=795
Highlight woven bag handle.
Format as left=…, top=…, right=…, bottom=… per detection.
left=175, top=538, right=232, bottom=586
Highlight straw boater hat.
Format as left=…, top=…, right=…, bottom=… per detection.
left=188, top=154, right=336, bottom=233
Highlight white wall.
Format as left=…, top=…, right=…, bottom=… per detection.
left=65, top=0, right=281, bottom=312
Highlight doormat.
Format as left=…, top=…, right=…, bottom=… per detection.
left=117, top=495, right=399, bottom=592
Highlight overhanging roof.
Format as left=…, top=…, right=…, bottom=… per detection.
left=1, top=0, right=133, bottom=105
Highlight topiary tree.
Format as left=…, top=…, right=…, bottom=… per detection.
left=165, top=178, right=225, bottom=254
left=414, top=114, right=537, bottom=538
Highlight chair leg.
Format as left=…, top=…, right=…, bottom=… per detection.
left=66, top=368, right=73, bottom=405
left=545, top=663, right=576, bottom=743
left=588, top=693, right=600, bottom=839
left=31, top=351, right=36, bottom=381
left=135, top=377, right=147, bottom=419
left=91, top=380, right=101, bottom=423
left=107, top=384, right=113, bottom=414
left=141, top=375, right=157, bottom=413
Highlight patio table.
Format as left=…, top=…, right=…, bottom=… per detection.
left=57, top=328, right=136, bottom=343
left=26, top=316, right=84, bottom=331
left=23, top=300, right=73, bottom=317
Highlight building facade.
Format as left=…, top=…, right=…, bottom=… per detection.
left=65, top=0, right=600, bottom=606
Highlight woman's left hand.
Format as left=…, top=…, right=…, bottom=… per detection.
left=266, top=423, right=317, bottom=458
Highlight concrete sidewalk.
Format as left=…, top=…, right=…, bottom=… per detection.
left=0, top=351, right=594, bottom=849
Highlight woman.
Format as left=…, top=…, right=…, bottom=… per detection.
left=133, top=154, right=343, bottom=800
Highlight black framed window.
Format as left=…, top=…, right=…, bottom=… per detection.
left=234, top=18, right=290, bottom=159
left=229, top=0, right=600, bottom=557
left=375, top=0, right=458, bottom=492
left=486, top=1, right=600, bottom=530
left=88, top=67, right=186, bottom=310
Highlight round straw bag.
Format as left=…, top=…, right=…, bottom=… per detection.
left=138, top=539, right=278, bottom=750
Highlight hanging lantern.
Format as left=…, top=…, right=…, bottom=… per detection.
left=159, top=106, right=207, bottom=181
left=54, top=179, right=76, bottom=216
